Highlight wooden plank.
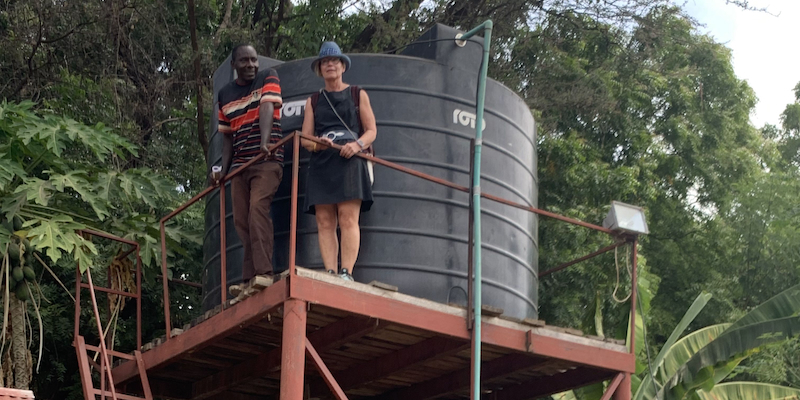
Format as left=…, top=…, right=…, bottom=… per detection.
left=375, top=353, right=546, bottom=400
left=493, top=367, right=615, bottom=400
left=337, top=336, right=468, bottom=390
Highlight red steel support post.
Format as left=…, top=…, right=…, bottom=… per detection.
left=614, top=238, right=638, bottom=400
left=220, top=180, right=228, bottom=307
left=74, top=264, right=81, bottom=342
left=612, top=374, right=632, bottom=400
left=280, top=298, right=308, bottom=400
left=160, top=221, right=171, bottom=339
left=136, top=249, right=143, bottom=350
left=289, top=132, right=300, bottom=275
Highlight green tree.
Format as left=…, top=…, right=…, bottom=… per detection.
left=0, top=101, right=199, bottom=393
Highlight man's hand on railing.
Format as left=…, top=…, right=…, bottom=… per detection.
left=209, top=166, right=225, bottom=187
left=260, top=139, right=272, bottom=156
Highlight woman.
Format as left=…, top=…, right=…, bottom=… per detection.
left=300, top=41, right=377, bottom=281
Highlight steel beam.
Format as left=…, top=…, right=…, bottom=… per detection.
left=191, top=315, right=384, bottom=399
left=290, top=275, right=634, bottom=373
left=601, top=373, right=625, bottom=400
left=305, top=338, right=348, bottom=400
left=280, top=298, right=307, bottom=400
left=612, top=373, right=632, bottom=400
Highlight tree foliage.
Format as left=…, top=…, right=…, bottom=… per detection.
left=1, top=0, right=799, bottom=397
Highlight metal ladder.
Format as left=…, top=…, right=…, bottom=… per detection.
left=74, top=267, right=152, bottom=400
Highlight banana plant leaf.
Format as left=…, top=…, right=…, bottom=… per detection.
left=727, top=284, right=800, bottom=331
left=658, top=324, right=730, bottom=383
left=694, top=382, right=800, bottom=400
left=660, top=316, right=800, bottom=399
left=633, top=292, right=713, bottom=400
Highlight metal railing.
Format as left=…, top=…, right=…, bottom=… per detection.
left=152, top=130, right=637, bottom=346
left=73, top=128, right=638, bottom=398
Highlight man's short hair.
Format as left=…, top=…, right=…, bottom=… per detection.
left=231, top=44, right=253, bottom=61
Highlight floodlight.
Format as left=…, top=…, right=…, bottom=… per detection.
left=602, top=201, right=649, bottom=235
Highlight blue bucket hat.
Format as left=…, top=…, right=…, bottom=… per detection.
left=311, top=42, right=351, bottom=75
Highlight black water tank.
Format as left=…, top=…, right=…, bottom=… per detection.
left=204, top=26, right=539, bottom=319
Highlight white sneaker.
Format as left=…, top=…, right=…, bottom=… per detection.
left=339, top=269, right=354, bottom=282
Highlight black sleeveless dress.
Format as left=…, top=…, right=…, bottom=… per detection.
left=304, top=87, right=373, bottom=214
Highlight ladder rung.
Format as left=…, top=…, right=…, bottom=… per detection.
left=91, top=388, right=146, bottom=400
left=84, top=344, right=136, bottom=360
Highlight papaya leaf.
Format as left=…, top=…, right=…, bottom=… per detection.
left=25, top=215, right=86, bottom=264
left=0, top=224, right=11, bottom=249
left=15, top=178, right=55, bottom=206
left=1, top=191, right=26, bottom=221
left=95, top=171, right=119, bottom=202
left=14, top=115, right=67, bottom=157
left=47, top=170, right=110, bottom=220
left=0, top=156, right=26, bottom=192
left=64, top=118, right=137, bottom=160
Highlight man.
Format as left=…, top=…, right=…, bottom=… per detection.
left=216, top=44, right=283, bottom=284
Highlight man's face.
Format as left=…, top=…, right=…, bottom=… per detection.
left=233, top=46, right=258, bottom=82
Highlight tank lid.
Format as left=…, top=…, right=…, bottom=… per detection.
left=400, top=23, right=483, bottom=72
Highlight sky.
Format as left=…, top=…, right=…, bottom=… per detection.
left=683, top=0, right=800, bottom=128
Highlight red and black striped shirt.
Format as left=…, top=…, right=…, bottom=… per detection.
left=218, top=68, right=283, bottom=167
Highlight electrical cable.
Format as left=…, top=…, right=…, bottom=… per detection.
left=612, top=244, right=632, bottom=303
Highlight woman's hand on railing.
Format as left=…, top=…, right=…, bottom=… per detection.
left=299, top=131, right=332, bottom=153
left=340, top=142, right=361, bottom=159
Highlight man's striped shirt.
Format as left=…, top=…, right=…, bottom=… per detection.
left=218, top=68, right=283, bottom=167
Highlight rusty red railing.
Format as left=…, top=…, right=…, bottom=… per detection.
left=72, top=128, right=638, bottom=399
left=152, top=131, right=636, bottom=355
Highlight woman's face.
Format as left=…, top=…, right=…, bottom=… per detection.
left=320, top=57, right=344, bottom=80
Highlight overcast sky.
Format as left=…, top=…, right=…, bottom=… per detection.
left=683, top=0, right=800, bottom=128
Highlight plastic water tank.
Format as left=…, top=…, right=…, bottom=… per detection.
left=204, top=25, right=539, bottom=319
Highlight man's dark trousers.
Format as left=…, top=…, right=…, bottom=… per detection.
left=231, top=161, right=283, bottom=281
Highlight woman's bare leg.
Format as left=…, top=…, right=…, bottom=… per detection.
left=315, top=204, right=339, bottom=273
left=337, top=199, right=362, bottom=273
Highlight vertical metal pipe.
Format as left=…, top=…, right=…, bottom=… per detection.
left=280, top=298, right=308, bottom=400
left=160, top=221, right=171, bottom=339
left=616, top=238, right=638, bottom=400
left=467, top=139, right=475, bottom=330
left=289, top=132, right=300, bottom=275
left=467, top=139, right=476, bottom=399
left=457, top=20, right=494, bottom=400
left=220, top=181, right=228, bottom=306
left=136, top=247, right=143, bottom=350
left=629, top=238, right=638, bottom=354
